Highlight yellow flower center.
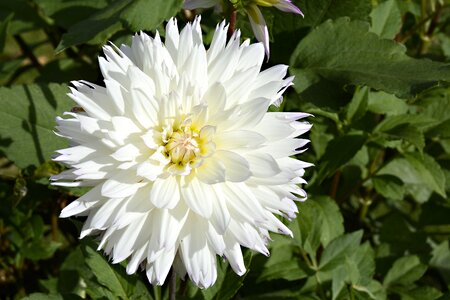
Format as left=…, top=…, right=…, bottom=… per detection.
left=165, top=128, right=201, bottom=165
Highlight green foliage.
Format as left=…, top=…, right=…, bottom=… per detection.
left=1, top=0, right=450, bottom=299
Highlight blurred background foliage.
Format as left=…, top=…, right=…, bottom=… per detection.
left=0, top=0, right=450, bottom=299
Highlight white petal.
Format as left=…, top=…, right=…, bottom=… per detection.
left=245, top=152, right=281, bottom=177
left=101, top=171, right=147, bottom=198
left=196, top=158, right=226, bottom=184
left=150, top=176, right=180, bottom=208
left=215, top=150, right=251, bottom=182
left=181, top=176, right=213, bottom=218
left=146, top=247, right=177, bottom=285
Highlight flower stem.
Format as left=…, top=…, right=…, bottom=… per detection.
left=227, top=8, right=237, bottom=40
left=169, top=269, right=177, bottom=300
left=153, top=285, right=161, bottom=300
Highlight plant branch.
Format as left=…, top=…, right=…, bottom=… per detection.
left=14, top=35, right=43, bottom=72
left=169, top=269, right=177, bottom=300
left=227, top=8, right=237, bottom=40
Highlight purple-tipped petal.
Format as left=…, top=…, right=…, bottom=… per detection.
left=246, top=5, right=270, bottom=58
left=274, top=0, right=304, bottom=16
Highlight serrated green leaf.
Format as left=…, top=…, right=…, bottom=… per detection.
left=56, top=0, right=183, bottom=52
left=292, top=196, right=344, bottom=256
left=317, top=134, right=367, bottom=181
left=0, top=84, right=72, bottom=168
left=369, top=0, right=402, bottom=39
left=82, top=245, right=128, bottom=299
left=375, top=115, right=433, bottom=132
left=404, top=153, right=446, bottom=198
left=258, top=259, right=309, bottom=282
left=374, top=116, right=426, bottom=151
left=290, top=18, right=450, bottom=98
left=367, top=91, right=408, bottom=116
left=378, top=152, right=446, bottom=201
left=383, top=255, right=427, bottom=287
left=430, top=240, right=450, bottom=285
left=319, top=230, right=363, bottom=272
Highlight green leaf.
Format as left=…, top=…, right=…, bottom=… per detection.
left=346, top=86, right=369, bottom=123
left=21, top=239, right=61, bottom=261
left=82, top=244, right=128, bottom=299
left=22, top=293, right=63, bottom=300
left=430, top=241, right=450, bottom=285
left=290, top=18, right=450, bottom=98
left=319, top=230, right=363, bottom=272
left=403, top=153, right=446, bottom=198
left=369, top=0, right=402, bottom=39
left=258, top=259, right=309, bottom=282
left=426, top=119, right=450, bottom=139
left=292, top=196, right=344, bottom=256
left=0, top=13, right=13, bottom=53
left=374, top=115, right=427, bottom=152
left=393, top=286, right=443, bottom=300
left=0, top=84, right=72, bottom=168
left=36, top=0, right=112, bottom=29
left=378, top=154, right=446, bottom=202
left=372, top=174, right=405, bottom=200
left=56, top=0, right=183, bottom=52
left=383, top=255, right=427, bottom=287
left=317, top=134, right=367, bottom=181
left=367, top=91, right=408, bottom=116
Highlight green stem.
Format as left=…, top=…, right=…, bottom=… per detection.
left=169, top=270, right=177, bottom=300
left=153, top=285, right=162, bottom=300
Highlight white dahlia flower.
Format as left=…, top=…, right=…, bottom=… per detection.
left=52, top=17, right=311, bottom=288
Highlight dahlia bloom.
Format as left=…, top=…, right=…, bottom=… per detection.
left=52, top=17, right=311, bottom=288
left=184, top=0, right=304, bottom=56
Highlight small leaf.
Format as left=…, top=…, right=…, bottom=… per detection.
left=319, top=230, right=363, bottom=271
left=369, top=0, right=402, bottom=39
left=346, top=86, right=369, bottom=123
left=383, top=255, right=427, bottom=287
left=367, top=91, right=408, bottom=116
left=292, top=196, right=344, bottom=256
left=258, top=259, right=309, bottom=282
left=82, top=244, right=128, bottom=299
left=372, top=174, right=405, bottom=200
left=0, top=13, right=13, bottom=53
left=377, top=151, right=446, bottom=202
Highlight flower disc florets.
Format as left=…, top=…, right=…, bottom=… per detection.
left=52, top=17, right=312, bottom=288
